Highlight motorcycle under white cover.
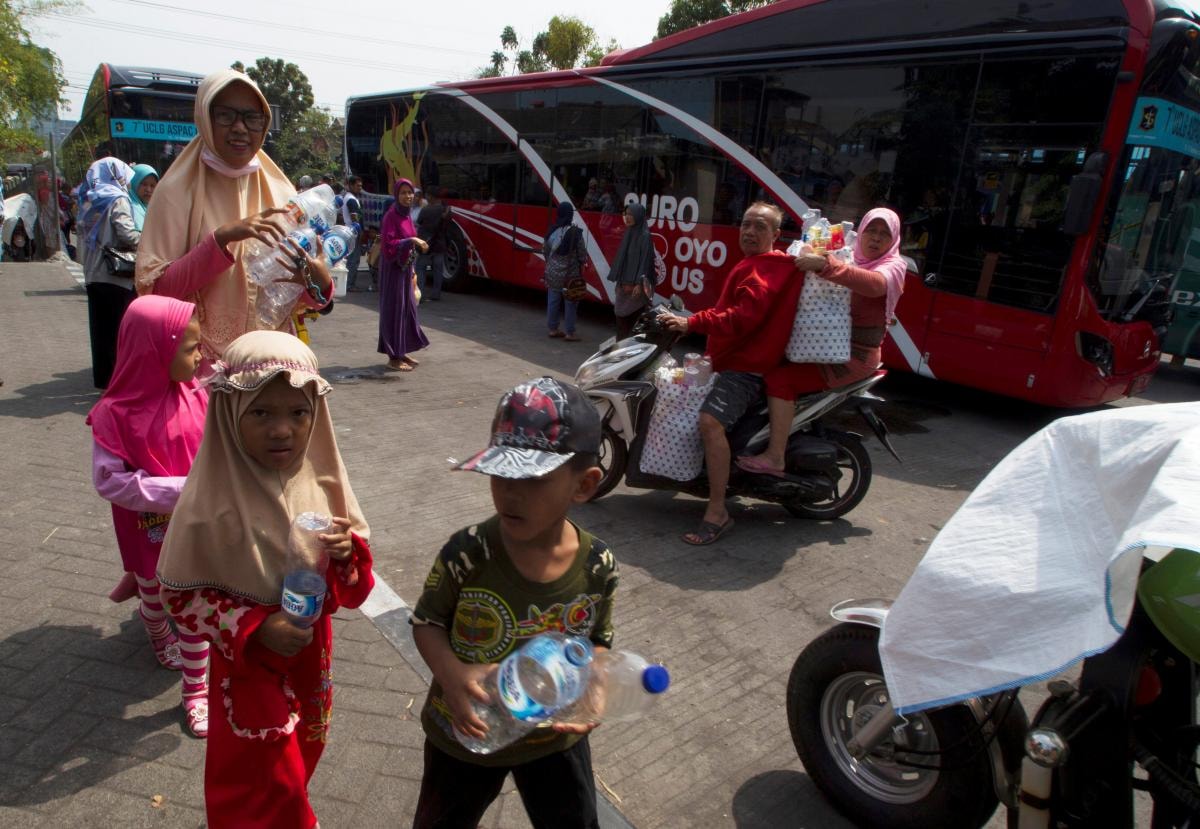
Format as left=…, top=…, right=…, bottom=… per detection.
left=878, top=402, right=1200, bottom=715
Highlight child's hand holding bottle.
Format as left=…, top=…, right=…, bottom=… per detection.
left=443, top=660, right=496, bottom=741
left=318, top=516, right=354, bottom=561
left=254, top=613, right=315, bottom=656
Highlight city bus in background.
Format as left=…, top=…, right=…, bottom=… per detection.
left=345, top=0, right=1200, bottom=407
left=60, top=64, right=202, bottom=186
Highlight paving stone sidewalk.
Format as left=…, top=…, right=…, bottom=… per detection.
left=0, top=263, right=637, bottom=829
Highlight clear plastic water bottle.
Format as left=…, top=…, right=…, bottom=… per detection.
left=549, top=651, right=670, bottom=726
left=281, top=511, right=332, bottom=628
left=320, top=225, right=357, bottom=267
left=457, top=632, right=594, bottom=755
left=243, top=184, right=337, bottom=276
left=247, top=226, right=320, bottom=287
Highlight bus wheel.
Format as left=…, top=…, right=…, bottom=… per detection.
left=442, top=227, right=475, bottom=293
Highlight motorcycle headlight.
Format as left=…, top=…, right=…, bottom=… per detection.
left=574, top=344, right=652, bottom=387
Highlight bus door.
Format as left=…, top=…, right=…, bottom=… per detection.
left=922, top=134, right=1092, bottom=395
left=508, top=90, right=556, bottom=284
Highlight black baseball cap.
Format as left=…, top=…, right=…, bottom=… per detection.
left=455, top=377, right=601, bottom=479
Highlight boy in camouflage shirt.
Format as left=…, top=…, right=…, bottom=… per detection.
left=411, top=377, right=618, bottom=828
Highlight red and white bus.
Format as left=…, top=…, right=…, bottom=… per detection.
left=345, top=0, right=1199, bottom=407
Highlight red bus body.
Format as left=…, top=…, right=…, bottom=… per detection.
left=346, top=0, right=1200, bottom=406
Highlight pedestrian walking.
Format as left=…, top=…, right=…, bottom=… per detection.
left=86, top=295, right=211, bottom=737
left=415, top=187, right=450, bottom=301
left=136, top=69, right=332, bottom=364
left=157, top=330, right=375, bottom=829
left=80, top=156, right=140, bottom=389
left=341, top=175, right=365, bottom=291
left=411, top=377, right=618, bottom=828
left=543, top=202, right=586, bottom=341
left=378, top=178, right=429, bottom=371
left=607, top=202, right=655, bottom=340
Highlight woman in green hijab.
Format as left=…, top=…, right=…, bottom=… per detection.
left=128, top=164, right=158, bottom=232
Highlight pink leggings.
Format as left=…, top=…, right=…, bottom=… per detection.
left=136, top=574, right=209, bottom=706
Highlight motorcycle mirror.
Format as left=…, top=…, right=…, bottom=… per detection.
left=669, top=295, right=685, bottom=312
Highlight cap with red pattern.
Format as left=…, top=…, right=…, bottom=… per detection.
left=455, top=377, right=601, bottom=479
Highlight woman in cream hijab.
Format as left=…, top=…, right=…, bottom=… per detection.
left=136, top=69, right=333, bottom=361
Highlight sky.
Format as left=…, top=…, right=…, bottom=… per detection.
left=32, top=0, right=670, bottom=121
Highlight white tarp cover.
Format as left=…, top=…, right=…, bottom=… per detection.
left=2, top=193, right=37, bottom=246
left=879, top=402, right=1200, bottom=715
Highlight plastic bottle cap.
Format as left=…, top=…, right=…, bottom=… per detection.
left=642, top=665, right=670, bottom=694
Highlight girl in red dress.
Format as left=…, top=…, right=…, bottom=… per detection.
left=157, top=330, right=375, bottom=828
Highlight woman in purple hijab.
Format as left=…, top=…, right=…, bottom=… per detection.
left=378, top=178, right=430, bottom=370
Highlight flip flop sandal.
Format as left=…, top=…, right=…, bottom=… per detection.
left=385, top=361, right=414, bottom=372
left=548, top=330, right=566, bottom=338
left=682, top=518, right=735, bottom=546
left=563, top=334, right=582, bottom=342
left=402, top=355, right=421, bottom=366
left=735, top=456, right=788, bottom=478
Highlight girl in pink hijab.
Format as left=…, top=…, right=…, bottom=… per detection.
left=87, top=294, right=212, bottom=738
left=738, top=207, right=907, bottom=477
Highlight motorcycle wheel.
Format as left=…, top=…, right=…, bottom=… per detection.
left=784, top=432, right=871, bottom=519
left=787, top=623, right=1004, bottom=829
left=589, top=425, right=627, bottom=501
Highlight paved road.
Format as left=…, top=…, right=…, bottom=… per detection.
left=0, top=261, right=1195, bottom=828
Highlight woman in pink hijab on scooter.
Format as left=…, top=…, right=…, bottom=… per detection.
left=737, top=207, right=907, bottom=477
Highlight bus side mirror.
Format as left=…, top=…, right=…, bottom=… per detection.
left=1062, top=151, right=1109, bottom=236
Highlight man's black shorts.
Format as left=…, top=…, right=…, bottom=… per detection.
left=700, top=370, right=763, bottom=430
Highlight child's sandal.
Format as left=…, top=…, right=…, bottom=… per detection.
left=152, top=632, right=183, bottom=671
left=185, top=700, right=209, bottom=738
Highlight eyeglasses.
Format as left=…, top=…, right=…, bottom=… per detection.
left=211, top=105, right=267, bottom=132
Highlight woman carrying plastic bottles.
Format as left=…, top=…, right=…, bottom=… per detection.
left=135, top=68, right=332, bottom=364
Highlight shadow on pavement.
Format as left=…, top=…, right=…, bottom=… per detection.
left=0, top=620, right=184, bottom=809
left=0, top=369, right=97, bottom=419
left=731, top=769, right=855, bottom=828
left=580, top=490, right=872, bottom=591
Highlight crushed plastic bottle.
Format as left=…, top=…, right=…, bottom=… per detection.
left=549, top=650, right=670, bottom=725
left=456, top=633, right=594, bottom=755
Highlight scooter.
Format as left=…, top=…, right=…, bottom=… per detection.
left=787, top=405, right=1200, bottom=828
left=573, top=301, right=898, bottom=518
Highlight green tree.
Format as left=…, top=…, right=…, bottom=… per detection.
left=0, top=0, right=70, bottom=164
left=543, top=16, right=594, bottom=70
left=266, top=106, right=342, bottom=183
left=655, top=0, right=773, bottom=39
left=479, top=18, right=617, bottom=77
left=231, top=57, right=314, bottom=132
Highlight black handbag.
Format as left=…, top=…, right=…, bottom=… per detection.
left=102, top=246, right=137, bottom=277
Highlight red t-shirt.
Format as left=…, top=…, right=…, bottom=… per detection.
left=687, top=250, right=804, bottom=374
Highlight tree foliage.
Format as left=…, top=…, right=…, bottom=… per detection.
left=655, top=0, right=773, bottom=39
left=230, top=57, right=314, bottom=132
left=266, top=106, right=342, bottom=183
left=476, top=17, right=618, bottom=77
left=0, top=0, right=70, bottom=164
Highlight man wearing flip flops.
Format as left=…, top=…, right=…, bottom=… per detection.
left=660, top=203, right=806, bottom=545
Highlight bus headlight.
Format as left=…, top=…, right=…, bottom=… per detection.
left=1077, top=331, right=1113, bottom=377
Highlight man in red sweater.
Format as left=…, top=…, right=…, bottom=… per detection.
left=660, top=202, right=804, bottom=545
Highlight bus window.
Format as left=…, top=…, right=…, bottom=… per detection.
left=936, top=54, right=1118, bottom=312
left=1096, top=145, right=1200, bottom=322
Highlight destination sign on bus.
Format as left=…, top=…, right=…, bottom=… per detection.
left=1127, top=96, right=1200, bottom=160
left=111, top=118, right=197, bottom=142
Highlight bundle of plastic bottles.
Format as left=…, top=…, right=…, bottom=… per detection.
left=247, top=183, right=358, bottom=327
left=790, top=209, right=856, bottom=262
left=456, top=632, right=670, bottom=755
